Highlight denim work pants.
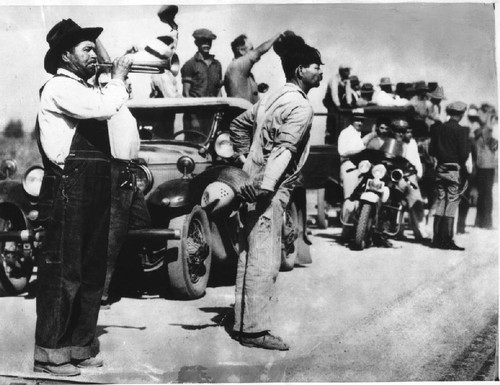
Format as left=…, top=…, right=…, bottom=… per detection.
left=233, top=190, right=288, bottom=334
left=102, top=159, right=151, bottom=302
left=34, top=151, right=111, bottom=365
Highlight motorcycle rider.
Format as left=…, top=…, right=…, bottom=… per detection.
left=337, top=112, right=378, bottom=242
left=390, top=119, right=429, bottom=241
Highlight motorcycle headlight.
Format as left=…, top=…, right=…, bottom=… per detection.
left=214, top=132, right=234, bottom=159
left=371, top=164, right=387, bottom=179
left=135, top=164, right=154, bottom=195
left=22, top=165, right=44, bottom=198
left=391, top=169, right=404, bottom=182
left=358, top=160, right=372, bottom=174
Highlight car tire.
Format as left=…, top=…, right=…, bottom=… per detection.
left=280, top=201, right=299, bottom=272
left=0, top=206, right=33, bottom=296
left=166, top=206, right=212, bottom=300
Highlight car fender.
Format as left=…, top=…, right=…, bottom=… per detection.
left=360, top=191, right=381, bottom=204
left=0, top=180, right=33, bottom=215
left=147, top=178, right=191, bottom=208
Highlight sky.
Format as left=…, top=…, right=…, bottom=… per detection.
left=0, top=1, right=497, bottom=134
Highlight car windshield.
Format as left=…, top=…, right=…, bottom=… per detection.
left=129, top=108, right=217, bottom=145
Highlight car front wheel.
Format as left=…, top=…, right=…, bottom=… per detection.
left=0, top=207, right=33, bottom=296
left=166, top=206, right=212, bottom=300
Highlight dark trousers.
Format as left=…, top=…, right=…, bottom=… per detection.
left=475, top=168, right=495, bottom=228
left=35, top=154, right=110, bottom=364
left=102, top=159, right=151, bottom=302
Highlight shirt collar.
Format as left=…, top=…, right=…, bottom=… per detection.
left=55, top=68, right=91, bottom=86
left=194, top=51, right=214, bottom=62
left=284, top=82, right=308, bottom=99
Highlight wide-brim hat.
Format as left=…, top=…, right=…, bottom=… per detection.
left=360, top=83, right=374, bottom=94
left=44, top=18, right=103, bottom=74
left=414, top=80, right=429, bottom=92
left=428, top=86, right=445, bottom=100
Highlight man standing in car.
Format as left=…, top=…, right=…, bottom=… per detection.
left=230, top=32, right=323, bottom=351
left=34, top=19, right=132, bottom=376
left=430, top=101, right=470, bottom=250
left=224, top=32, right=282, bottom=104
left=181, top=28, right=222, bottom=140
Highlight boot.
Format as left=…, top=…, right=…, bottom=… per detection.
left=432, top=215, right=443, bottom=248
left=443, top=217, right=465, bottom=251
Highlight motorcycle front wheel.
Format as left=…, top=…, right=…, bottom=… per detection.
left=353, top=203, right=374, bottom=251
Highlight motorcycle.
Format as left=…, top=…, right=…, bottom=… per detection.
left=341, top=137, right=418, bottom=250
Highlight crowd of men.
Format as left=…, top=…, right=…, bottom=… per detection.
left=331, top=63, right=497, bottom=250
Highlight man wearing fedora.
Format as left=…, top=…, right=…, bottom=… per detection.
left=357, top=82, right=375, bottom=107
left=372, top=77, right=409, bottom=107
left=34, top=18, right=132, bottom=376
left=429, top=101, right=470, bottom=250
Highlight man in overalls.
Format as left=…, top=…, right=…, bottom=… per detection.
left=34, top=19, right=132, bottom=376
left=230, top=32, right=323, bottom=350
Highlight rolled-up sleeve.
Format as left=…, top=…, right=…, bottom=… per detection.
left=47, top=77, right=129, bottom=121
left=181, top=60, right=195, bottom=85
left=230, top=105, right=256, bottom=156
left=275, top=103, right=313, bottom=153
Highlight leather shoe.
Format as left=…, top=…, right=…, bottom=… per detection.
left=71, top=356, right=104, bottom=368
left=443, top=241, right=465, bottom=251
left=33, top=362, right=80, bottom=376
left=240, top=332, right=290, bottom=351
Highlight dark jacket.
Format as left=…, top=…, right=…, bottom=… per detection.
left=429, top=120, right=470, bottom=165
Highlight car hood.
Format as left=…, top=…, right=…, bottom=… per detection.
left=139, top=141, right=208, bottom=165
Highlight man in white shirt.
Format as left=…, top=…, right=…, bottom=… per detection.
left=337, top=112, right=377, bottom=240
left=372, top=77, right=409, bottom=107
left=35, top=19, right=132, bottom=377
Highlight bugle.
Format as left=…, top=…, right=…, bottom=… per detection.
left=97, top=61, right=171, bottom=74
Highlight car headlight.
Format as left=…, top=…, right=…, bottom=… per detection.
left=371, top=164, right=387, bottom=179
left=358, top=160, right=372, bottom=174
left=390, top=169, right=404, bottom=182
left=177, top=156, right=195, bottom=176
left=23, top=165, right=44, bottom=198
left=214, top=132, right=234, bottom=159
left=135, top=164, right=154, bottom=195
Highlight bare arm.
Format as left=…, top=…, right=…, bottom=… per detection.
left=254, top=33, right=282, bottom=57
left=182, top=82, right=191, bottom=97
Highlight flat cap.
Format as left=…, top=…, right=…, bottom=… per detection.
left=446, top=101, right=467, bottom=114
left=390, top=119, right=409, bottom=131
left=193, top=28, right=217, bottom=40
left=352, top=111, right=366, bottom=121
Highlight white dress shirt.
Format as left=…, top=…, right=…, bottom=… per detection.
left=38, top=68, right=129, bottom=165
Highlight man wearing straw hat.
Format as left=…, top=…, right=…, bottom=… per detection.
left=34, top=18, right=132, bottom=376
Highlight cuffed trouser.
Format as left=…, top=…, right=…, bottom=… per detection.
left=35, top=154, right=110, bottom=364
left=233, top=190, right=288, bottom=334
left=102, top=159, right=151, bottom=303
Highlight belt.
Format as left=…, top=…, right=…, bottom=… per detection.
left=112, top=158, right=140, bottom=166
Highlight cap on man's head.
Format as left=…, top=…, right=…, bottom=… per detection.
left=349, top=75, right=360, bottom=86
left=379, top=77, right=393, bottom=86
left=193, top=28, right=217, bottom=40
left=339, top=64, right=351, bottom=70
left=446, top=101, right=467, bottom=115
left=352, top=111, right=366, bottom=121
left=391, top=119, right=409, bottom=131
left=44, top=18, right=103, bottom=74
left=429, top=86, right=445, bottom=100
